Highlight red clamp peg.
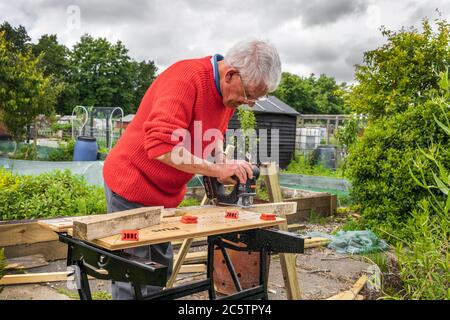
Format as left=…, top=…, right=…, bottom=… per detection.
left=181, top=215, right=198, bottom=224
left=225, top=209, right=239, bottom=219
left=120, top=230, right=139, bottom=241
left=260, top=213, right=277, bottom=221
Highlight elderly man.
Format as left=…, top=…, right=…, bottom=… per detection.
left=103, top=39, right=282, bottom=299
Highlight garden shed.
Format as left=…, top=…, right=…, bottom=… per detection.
left=227, top=95, right=299, bottom=169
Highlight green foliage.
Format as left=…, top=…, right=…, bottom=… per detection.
left=178, top=197, right=201, bottom=207
left=47, top=139, right=76, bottom=161
left=0, top=169, right=106, bottom=220
left=57, top=288, right=111, bottom=300
left=346, top=19, right=450, bottom=230
left=0, top=31, right=62, bottom=148
left=0, top=21, right=31, bottom=54
left=348, top=19, right=450, bottom=120
left=0, top=248, right=6, bottom=293
left=390, top=200, right=450, bottom=300
left=66, top=35, right=158, bottom=114
left=284, top=152, right=344, bottom=177
left=1, top=22, right=158, bottom=116
left=335, top=114, right=366, bottom=150
left=273, top=72, right=349, bottom=114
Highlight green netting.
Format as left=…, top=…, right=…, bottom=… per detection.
left=0, top=141, right=59, bottom=160
left=304, top=230, right=389, bottom=254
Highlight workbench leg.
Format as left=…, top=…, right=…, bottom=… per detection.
left=261, top=162, right=302, bottom=300
left=166, top=238, right=194, bottom=288
left=76, top=261, right=92, bottom=300
left=207, top=238, right=217, bottom=300
left=260, top=248, right=269, bottom=300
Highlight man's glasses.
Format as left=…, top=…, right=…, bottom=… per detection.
left=238, top=73, right=268, bottom=105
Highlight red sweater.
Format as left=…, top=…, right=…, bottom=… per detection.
left=103, top=56, right=235, bottom=208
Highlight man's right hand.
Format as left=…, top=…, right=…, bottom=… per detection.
left=215, top=160, right=254, bottom=184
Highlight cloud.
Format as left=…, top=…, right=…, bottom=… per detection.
left=1, top=0, right=450, bottom=84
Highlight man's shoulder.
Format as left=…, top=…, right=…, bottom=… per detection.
left=168, top=56, right=212, bottom=73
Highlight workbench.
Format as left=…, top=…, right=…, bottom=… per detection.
left=40, top=206, right=305, bottom=300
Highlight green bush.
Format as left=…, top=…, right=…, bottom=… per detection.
left=0, top=169, right=106, bottom=220
left=47, top=139, right=75, bottom=161
left=284, top=152, right=344, bottom=177
left=346, top=98, right=450, bottom=231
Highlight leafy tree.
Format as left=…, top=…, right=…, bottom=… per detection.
left=273, top=72, right=348, bottom=114
left=32, top=34, right=71, bottom=115
left=130, top=60, right=158, bottom=112
left=68, top=35, right=135, bottom=113
left=0, top=32, right=61, bottom=154
left=348, top=19, right=450, bottom=120
left=0, top=21, right=31, bottom=53
left=345, top=19, right=450, bottom=230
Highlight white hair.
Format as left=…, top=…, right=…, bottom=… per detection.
left=224, top=39, right=282, bottom=93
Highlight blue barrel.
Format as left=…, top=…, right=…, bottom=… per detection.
left=73, top=136, right=98, bottom=161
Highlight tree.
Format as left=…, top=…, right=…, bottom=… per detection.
left=348, top=19, right=450, bottom=120
left=0, top=21, right=31, bottom=54
left=0, top=32, right=61, bottom=154
left=130, top=60, right=158, bottom=112
left=68, top=35, right=135, bottom=113
left=273, top=72, right=348, bottom=114
left=32, top=34, right=71, bottom=115
left=345, top=19, right=450, bottom=229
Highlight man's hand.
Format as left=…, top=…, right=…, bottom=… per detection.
left=215, top=160, right=254, bottom=184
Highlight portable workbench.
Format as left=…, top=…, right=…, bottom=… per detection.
left=40, top=206, right=305, bottom=300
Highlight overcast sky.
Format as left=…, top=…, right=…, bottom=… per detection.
left=1, top=0, right=449, bottom=83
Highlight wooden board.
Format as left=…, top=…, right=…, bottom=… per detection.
left=172, top=202, right=297, bottom=217
left=72, top=206, right=163, bottom=241
left=5, top=254, right=48, bottom=270
left=325, top=275, right=368, bottom=300
left=0, top=222, right=58, bottom=247
left=92, top=207, right=285, bottom=251
left=3, top=240, right=67, bottom=261
left=37, top=217, right=77, bottom=233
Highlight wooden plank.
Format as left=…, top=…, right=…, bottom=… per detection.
left=0, top=222, right=58, bottom=247
left=3, top=240, right=67, bottom=261
left=0, top=270, right=107, bottom=286
left=37, top=217, right=77, bottom=233
left=172, top=202, right=297, bottom=218
left=244, top=202, right=297, bottom=216
left=72, top=206, right=163, bottom=241
left=304, top=239, right=330, bottom=249
left=0, top=272, right=71, bottom=285
left=5, top=254, right=48, bottom=270
left=287, top=223, right=306, bottom=232
left=325, top=275, right=368, bottom=300
left=172, top=237, right=207, bottom=247
left=179, top=264, right=206, bottom=274
left=92, top=208, right=285, bottom=251
left=174, top=251, right=207, bottom=264
left=166, top=238, right=194, bottom=288
left=261, top=162, right=302, bottom=300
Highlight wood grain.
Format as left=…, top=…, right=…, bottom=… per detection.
left=72, top=206, right=163, bottom=241
left=92, top=208, right=285, bottom=251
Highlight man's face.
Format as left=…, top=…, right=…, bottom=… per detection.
left=222, top=69, right=267, bottom=109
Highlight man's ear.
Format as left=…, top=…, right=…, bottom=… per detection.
left=224, top=68, right=239, bottom=84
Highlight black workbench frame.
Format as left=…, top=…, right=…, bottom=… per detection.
left=59, top=228, right=305, bottom=300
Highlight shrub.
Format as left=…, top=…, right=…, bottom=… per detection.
left=47, top=139, right=76, bottom=161
left=0, top=169, right=106, bottom=220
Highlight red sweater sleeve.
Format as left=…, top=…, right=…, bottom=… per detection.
left=143, top=78, right=197, bottom=159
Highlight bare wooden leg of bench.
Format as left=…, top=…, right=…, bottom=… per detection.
left=261, top=162, right=302, bottom=300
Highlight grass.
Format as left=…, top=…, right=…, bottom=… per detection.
left=57, top=288, right=111, bottom=300
left=307, top=211, right=330, bottom=225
